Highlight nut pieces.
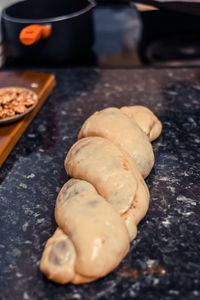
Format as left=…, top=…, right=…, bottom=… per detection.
left=0, top=87, right=37, bottom=119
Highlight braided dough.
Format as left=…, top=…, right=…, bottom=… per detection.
left=40, top=105, right=162, bottom=284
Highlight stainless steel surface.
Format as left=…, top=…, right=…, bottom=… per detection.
left=0, top=0, right=16, bottom=41
left=0, top=0, right=16, bottom=67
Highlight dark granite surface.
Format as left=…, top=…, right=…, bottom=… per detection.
left=0, top=68, right=200, bottom=300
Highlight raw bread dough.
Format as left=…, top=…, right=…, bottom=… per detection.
left=78, top=107, right=154, bottom=178
left=40, top=105, right=162, bottom=284
left=121, top=105, right=162, bottom=142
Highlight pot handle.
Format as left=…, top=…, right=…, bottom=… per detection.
left=19, top=24, right=51, bottom=46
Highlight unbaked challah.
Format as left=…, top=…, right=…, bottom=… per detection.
left=40, top=105, right=162, bottom=284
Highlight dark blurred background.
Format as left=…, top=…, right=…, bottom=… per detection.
left=2, top=0, right=200, bottom=68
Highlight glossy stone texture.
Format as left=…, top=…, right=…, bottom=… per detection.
left=0, top=68, right=200, bottom=300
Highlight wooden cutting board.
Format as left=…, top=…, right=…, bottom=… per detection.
left=0, top=70, right=56, bottom=167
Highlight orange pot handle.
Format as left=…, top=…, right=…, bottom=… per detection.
left=19, top=24, right=51, bottom=46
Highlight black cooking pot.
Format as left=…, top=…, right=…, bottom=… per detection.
left=1, top=0, right=96, bottom=64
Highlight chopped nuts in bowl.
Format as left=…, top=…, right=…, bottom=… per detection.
left=0, top=87, right=38, bottom=125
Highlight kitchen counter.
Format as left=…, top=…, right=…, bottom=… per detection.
left=0, top=67, right=200, bottom=300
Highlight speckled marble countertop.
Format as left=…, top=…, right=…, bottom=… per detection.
left=0, top=68, right=200, bottom=300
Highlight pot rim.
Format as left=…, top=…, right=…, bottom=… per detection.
left=2, top=0, right=96, bottom=24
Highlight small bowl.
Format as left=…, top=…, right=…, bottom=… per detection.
left=0, top=86, right=38, bottom=125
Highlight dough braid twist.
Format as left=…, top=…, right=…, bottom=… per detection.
left=40, top=106, right=162, bottom=284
